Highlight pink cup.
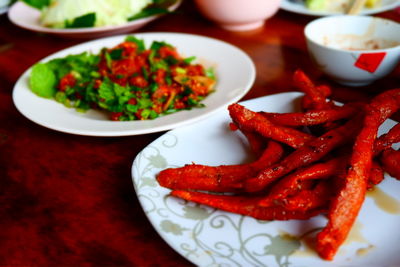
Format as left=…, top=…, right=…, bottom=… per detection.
left=194, top=0, right=282, bottom=31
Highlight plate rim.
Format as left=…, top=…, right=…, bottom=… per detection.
left=12, top=32, right=256, bottom=136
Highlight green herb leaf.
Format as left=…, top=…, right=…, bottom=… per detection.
left=47, top=52, right=99, bottom=80
left=65, top=13, right=96, bottom=28
left=109, top=48, right=123, bottom=60
left=152, top=0, right=178, bottom=8
left=141, top=66, right=149, bottom=80
left=125, top=36, right=146, bottom=53
left=126, top=104, right=138, bottom=113
left=127, top=0, right=178, bottom=21
left=138, top=98, right=153, bottom=109
left=21, top=0, right=50, bottom=9
left=149, top=110, right=159, bottom=119
left=29, top=63, right=57, bottom=98
left=98, top=78, right=115, bottom=101
left=128, top=8, right=170, bottom=21
left=55, top=91, right=67, bottom=104
left=150, top=41, right=172, bottom=52
left=150, top=59, right=169, bottom=72
left=183, top=56, right=196, bottom=64
left=104, top=52, right=112, bottom=70
left=175, top=67, right=186, bottom=74
left=150, top=82, right=158, bottom=93
left=205, top=67, right=216, bottom=80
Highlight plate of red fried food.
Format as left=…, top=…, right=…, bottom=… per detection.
left=132, top=70, right=400, bottom=266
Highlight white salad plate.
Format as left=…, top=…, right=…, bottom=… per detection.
left=132, top=92, right=400, bottom=267
left=0, top=6, right=8, bottom=15
left=12, top=32, right=255, bottom=136
left=7, top=0, right=182, bottom=38
left=0, top=0, right=10, bottom=15
left=281, top=0, right=400, bottom=16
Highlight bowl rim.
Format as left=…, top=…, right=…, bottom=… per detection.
left=304, top=15, right=400, bottom=53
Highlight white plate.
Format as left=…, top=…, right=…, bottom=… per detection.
left=12, top=33, right=255, bottom=136
left=7, top=1, right=181, bottom=38
left=132, top=92, right=400, bottom=267
left=0, top=0, right=10, bottom=15
left=0, top=6, right=8, bottom=14
left=281, top=0, right=400, bottom=16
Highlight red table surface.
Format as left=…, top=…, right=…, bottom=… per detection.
left=1, top=2, right=399, bottom=266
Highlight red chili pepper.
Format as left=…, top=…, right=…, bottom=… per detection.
left=158, top=46, right=180, bottom=59
left=129, top=75, right=148, bottom=88
left=58, top=73, right=76, bottom=92
left=127, top=98, right=137, bottom=105
left=111, top=58, right=139, bottom=77
left=116, top=41, right=137, bottom=57
left=186, top=64, right=205, bottom=76
left=110, top=112, right=123, bottom=121
left=154, top=69, right=167, bottom=85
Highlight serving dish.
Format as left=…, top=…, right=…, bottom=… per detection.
left=0, top=0, right=11, bottom=15
left=281, top=0, right=400, bottom=16
left=8, top=0, right=182, bottom=38
left=12, top=32, right=255, bottom=136
left=132, top=92, right=400, bottom=266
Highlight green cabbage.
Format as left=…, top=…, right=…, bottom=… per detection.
left=40, top=0, right=152, bottom=28
left=305, top=0, right=351, bottom=12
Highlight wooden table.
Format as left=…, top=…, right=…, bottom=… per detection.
left=1, top=2, right=399, bottom=266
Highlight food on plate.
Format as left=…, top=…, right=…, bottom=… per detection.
left=20, top=0, right=177, bottom=28
left=381, top=148, right=400, bottom=179
left=157, top=140, right=284, bottom=193
left=229, top=103, right=315, bottom=149
left=293, top=0, right=381, bottom=12
left=316, top=88, right=400, bottom=260
left=29, top=35, right=216, bottom=121
left=156, top=69, right=400, bottom=261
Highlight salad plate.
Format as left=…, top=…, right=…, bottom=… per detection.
left=0, top=0, right=11, bottom=15
left=281, top=0, right=400, bottom=16
left=12, top=32, right=255, bottom=136
left=0, top=6, right=8, bottom=14
left=132, top=92, right=400, bottom=267
left=7, top=0, right=182, bottom=38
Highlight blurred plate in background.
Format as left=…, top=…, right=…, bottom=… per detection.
left=7, top=0, right=181, bottom=38
left=281, top=0, right=400, bottom=16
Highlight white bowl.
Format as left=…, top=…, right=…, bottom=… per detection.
left=305, top=15, right=400, bottom=86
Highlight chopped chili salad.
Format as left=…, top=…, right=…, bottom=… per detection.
left=29, top=36, right=216, bottom=121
